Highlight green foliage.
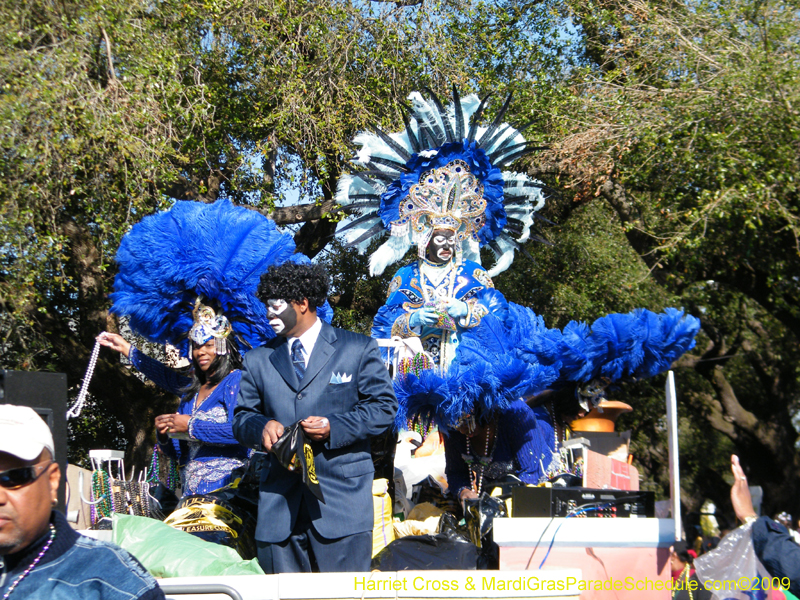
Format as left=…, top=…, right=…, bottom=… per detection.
left=2, top=0, right=799, bottom=517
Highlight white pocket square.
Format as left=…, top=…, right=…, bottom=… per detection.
left=329, top=372, right=353, bottom=384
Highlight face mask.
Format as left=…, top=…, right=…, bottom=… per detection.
left=267, top=299, right=297, bottom=336
left=426, top=230, right=456, bottom=264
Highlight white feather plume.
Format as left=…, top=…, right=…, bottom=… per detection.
left=370, top=235, right=412, bottom=276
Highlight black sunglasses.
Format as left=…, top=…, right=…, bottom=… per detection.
left=0, top=461, right=53, bottom=490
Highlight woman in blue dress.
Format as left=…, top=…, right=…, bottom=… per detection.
left=98, top=321, right=249, bottom=497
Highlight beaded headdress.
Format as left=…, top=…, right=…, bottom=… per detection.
left=188, top=299, right=233, bottom=355
left=110, top=199, right=333, bottom=357
left=335, top=87, right=554, bottom=276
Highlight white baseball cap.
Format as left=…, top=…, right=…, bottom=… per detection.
left=0, top=404, right=55, bottom=461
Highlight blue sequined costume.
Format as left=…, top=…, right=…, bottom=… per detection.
left=372, top=258, right=503, bottom=369
left=130, top=347, right=249, bottom=496
left=443, top=402, right=555, bottom=497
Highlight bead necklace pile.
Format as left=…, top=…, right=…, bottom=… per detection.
left=463, top=423, right=498, bottom=496
left=148, top=445, right=179, bottom=491
left=90, top=469, right=114, bottom=524
left=2, top=524, right=56, bottom=599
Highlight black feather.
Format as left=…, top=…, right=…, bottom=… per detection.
left=528, top=233, right=554, bottom=245
left=367, top=155, right=408, bottom=173
left=490, top=141, right=548, bottom=164
left=477, top=92, right=513, bottom=149
left=479, top=123, right=512, bottom=155
left=489, top=124, right=538, bottom=158
left=333, top=200, right=380, bottom=214
left=352, top=170, right=395, bottom=184
left=535, top=213, right=556, bottom=225
left=488, top=239, right=504, bottom=258
left=344, top=222, right=386, bottom=247
left=452, top=85, right=464, bottom=141
left=467, top=94, right=491, bottom=142
left=494, top=145, right=549, bottom=167
left=337, top=211, right=380, bottom=234
left=402, top=112, right=421, bottom=154
left=506, top=217, right=526, bottom=231
left=371, top=127, right=412, bottom=162
left=345, top=193, right=382, bottom=201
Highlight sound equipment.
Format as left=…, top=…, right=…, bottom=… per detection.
left=0, top=370, right=69, bottom=508
left=511, top=487, right=655, bottom=519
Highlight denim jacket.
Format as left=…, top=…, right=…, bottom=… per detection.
left=0, top=511, right=164, bottom=599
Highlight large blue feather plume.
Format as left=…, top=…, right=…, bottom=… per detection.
left=111, top=200, right=297, bottom=354
left=554, top=308, right=700, bottom=385
left=396, top=311, right=559, bottom=431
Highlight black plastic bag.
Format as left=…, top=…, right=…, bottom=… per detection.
left=411, top=475, right=459, bottom=514
left=371, top=534, right=479, bottom=571
left=462, top=493, right=507, bottom=549
left=270, top=420, right=324, bottom=502
left=437, top=512, right=470, bottom=543
left=462, top=493, right=507, bottom=570
left=149, top=482, right=180, bottom=518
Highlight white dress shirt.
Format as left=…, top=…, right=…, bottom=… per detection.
left=287, top=317, right=322, bottom=368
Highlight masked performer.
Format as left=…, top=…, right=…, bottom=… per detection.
left=100, top=199, right=330, bottom=497
left=335, top=88, right=552, bottom=369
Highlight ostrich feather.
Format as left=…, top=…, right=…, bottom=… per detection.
left=111, top=199, right=331, bottom=355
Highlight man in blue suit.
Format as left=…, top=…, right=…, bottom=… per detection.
left=232, top=262, right=397, bottom=573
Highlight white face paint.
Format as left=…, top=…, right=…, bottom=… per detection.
left=267, top=299, right=294, bottom=335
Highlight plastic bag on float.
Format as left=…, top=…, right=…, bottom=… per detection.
left=463, top=492, right=507, bottom=570
left=112, top=514, right=263, bottom=577
left=164, top=492, right=257, bottom=560
left=694, top=521, right=776, bottom=600
left=463, top=492, right=508, bottom=548
left=270, top=419, right=324, bottom=501
left=373, top=478, right=396, bottom=557
left=371, top=534, right=479, bottom=571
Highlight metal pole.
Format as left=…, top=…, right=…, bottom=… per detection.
left=665, top=370, right=682, bottom=540
left=159, top=583, right=244, bottom=600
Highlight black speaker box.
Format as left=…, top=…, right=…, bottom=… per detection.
left=511, top=486, right=655, bottom=519
left=0, top=370, right=69, bottom=508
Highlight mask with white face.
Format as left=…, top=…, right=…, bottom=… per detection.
left=267, top=299, right=297, bottom=336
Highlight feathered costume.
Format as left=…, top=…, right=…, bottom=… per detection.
left=336, top=86, right=551, bottom=277
left=347, top=88, right=551, bottom=369
left=111, top=199, right=332, bottom=356
left=109, top=199, right=332, bottom=496
left=394, top=303, right=701, bottom=489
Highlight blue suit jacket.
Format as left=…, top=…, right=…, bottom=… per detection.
left=232, top=322, right=397, bottom=543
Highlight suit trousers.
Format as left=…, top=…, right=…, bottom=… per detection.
left=256, top=496, right=372, bottom=573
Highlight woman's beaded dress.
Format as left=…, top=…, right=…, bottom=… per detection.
left=130, top=347, right=249, bottom=496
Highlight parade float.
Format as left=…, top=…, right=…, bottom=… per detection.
left=61, top=88, right=699, bottom=600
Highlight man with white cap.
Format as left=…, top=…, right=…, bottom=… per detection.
left=0, top=404, right=165, bottom=599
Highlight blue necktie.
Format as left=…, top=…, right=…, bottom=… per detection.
left=291, top=339, right=306, bottom=381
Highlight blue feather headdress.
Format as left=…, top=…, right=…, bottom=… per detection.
left=110, top=199, right=331, bottom=356
left=335, top=87, right=553, bottom=278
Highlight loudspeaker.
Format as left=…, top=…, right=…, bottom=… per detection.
left=0, top=370, right=69, bottom=509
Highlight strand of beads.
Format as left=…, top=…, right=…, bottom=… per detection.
left=2, top=524, right=55, bottom=599
left=465, top=423, right=498, bottom=496
left=91, top=470, right=114, bottom=524
left=67, top=339, right=101, bottom=419
left=398, top=353, right=436, bottom=441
